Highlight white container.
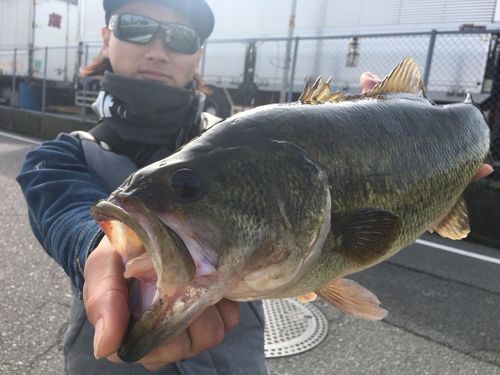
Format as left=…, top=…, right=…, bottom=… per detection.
left=76, top=0, right=500, bottom=113
left=0, top=0, right=78, bottom=82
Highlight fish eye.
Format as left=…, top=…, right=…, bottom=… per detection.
left=169, top=168, right=201, bottom=200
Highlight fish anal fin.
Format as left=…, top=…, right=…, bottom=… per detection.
left=317, top=278, right=388, bottom=320
left=428, top=197, right=470, bottom=240
left=334, top=208, right=401, bottom=265
left=296, top=292, right=318, bottom=303
left=364, top=57, right=425, bottom=98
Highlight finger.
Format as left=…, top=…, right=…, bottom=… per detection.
left=106, top=353, right=122, bottom=364
left=83, top=239, right=129, bottom=358
left=186, top=304, right=225, bottom=354
left=137, top=329, right=192, bottom=368
left=137, top=304, right=225, bottom=368
left=215, top=298, right=240, bottom=331
left=360, top=71, right=382, bottom=93
left=472, top=163, right=494, bottom=181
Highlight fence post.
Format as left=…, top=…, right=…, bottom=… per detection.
left=11, top=48, right=17, bottom=108
left=287, top=37, right=300, bottom=102
left=423, top=29, right=437, bottom=88
left=42, top=47, right=48, bottom=113
left=80, top=78, right=88, bottom=123
left=84, top=44, right=89, bottom=66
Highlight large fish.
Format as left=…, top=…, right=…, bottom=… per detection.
left=91, top=58, right=490, bottom=362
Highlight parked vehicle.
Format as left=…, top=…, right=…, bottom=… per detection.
left=0, top=0, right=78, bottom=109
left=200, top=0, right=500, bottom=116
left=1, top=0, right=500, bottom=116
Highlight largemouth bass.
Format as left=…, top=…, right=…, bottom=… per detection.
left=91, top=58, right=490, bottom=362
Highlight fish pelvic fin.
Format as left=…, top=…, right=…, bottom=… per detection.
left=428, top=197, right=470, bottom=240
left=295, top=292, right=318, bottom=303
left=333, top=208, right=402, bottom=266
left=317, top=278, right=388, bottom=320
left=298, top=58, right=425, bottom=105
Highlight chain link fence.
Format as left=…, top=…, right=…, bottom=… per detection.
left=1, top=29, right=499, bottom=176
left=202, top=30, right=500, bottom=179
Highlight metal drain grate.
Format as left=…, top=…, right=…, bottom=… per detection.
left=263, top=298, right=328, bottom=358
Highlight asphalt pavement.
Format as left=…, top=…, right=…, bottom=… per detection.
left=1, top=130, right=500, bottom=375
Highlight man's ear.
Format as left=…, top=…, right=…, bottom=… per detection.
left=101, top=26, right=111, bottom=58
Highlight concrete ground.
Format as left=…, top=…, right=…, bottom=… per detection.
left=2, top=130, right=500, bottom=375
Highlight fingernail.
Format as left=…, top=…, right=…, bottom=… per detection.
left=93, top=319, right=104, bottom=359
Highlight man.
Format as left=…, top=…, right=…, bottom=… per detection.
left=18, top=1, right=268, bottom=373
left=18, top=0, right=493, bottom=373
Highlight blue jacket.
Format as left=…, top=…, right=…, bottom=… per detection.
left=17, top=131, right=268, bottom=375
left=17, top=133, right=107, bottom=299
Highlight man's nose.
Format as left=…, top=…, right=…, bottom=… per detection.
left=144, top=32, right=172, bottom=62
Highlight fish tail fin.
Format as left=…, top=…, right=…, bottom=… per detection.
left=317, top=278, right=388, bottom=320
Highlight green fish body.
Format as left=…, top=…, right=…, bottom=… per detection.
left=91, top=59, right=490, bottom=362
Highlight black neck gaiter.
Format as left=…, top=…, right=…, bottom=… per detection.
left=92, top=72, right=203, bottom=145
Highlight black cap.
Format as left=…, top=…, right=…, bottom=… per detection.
left=103, top=0, right=214, bottom=41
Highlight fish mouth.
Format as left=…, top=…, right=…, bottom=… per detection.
left=90, top=196, right=222, bottom=363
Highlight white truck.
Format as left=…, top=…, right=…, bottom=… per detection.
left=0, top=0, right=78, bottom=107
left=1, top=0, right=500, bottom=114
left=75, top=0, right=500, bottom=117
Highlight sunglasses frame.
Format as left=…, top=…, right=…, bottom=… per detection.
left=108, top=13, right=202, bottom=55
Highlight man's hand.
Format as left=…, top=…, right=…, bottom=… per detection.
left=83, top=236, right=240, bottom=371
left=360, top=71, right=382, bottom=93
left=359, top=71, right=494, bottom=182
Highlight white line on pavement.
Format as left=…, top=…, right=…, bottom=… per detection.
left=0, top=130, right=41, bottom=145
left=416, top=239, right=500, bottom=265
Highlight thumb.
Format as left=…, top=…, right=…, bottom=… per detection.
left=360, top=71, right=382, bottom=93
left=83, top=238, right=130, bottom=358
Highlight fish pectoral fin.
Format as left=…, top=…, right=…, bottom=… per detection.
left=334, top=208, right=402, bottom=265
left=298, top=58, right=425, bottom=105
left=317, top=278, right=388, bottom=320
left=428, top=197, right=470, bottom=240
left=295, top=292, right=318, bottom=303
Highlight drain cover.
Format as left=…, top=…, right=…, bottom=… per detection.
left=263, top=298, right=328, bottom=358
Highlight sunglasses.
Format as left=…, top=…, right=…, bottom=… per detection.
left=108, top=14, right=202, bottom=54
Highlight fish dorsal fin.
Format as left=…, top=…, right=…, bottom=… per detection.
left=298, top=58, right=425, bottom=105
left=364, top=57, right=425, bottom=98
left=428, top=197, right=470, bottom=240
left=299, top=77, right=361, bottom=104
left=464, top=92, right=474, bottom=104
left=317, top=278, right=388, bottom=320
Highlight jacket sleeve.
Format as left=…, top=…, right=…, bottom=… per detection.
left=16, top=133, right=108, bottom=299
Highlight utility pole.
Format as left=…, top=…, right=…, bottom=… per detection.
left=279, top=0, right=298, bottom=103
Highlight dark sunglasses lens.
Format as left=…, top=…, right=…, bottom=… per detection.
left=164, top=25, right=201, bottom=54
left=117, top=14, right=157, bottom=43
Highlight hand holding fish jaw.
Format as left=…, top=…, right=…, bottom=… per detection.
left=83, top=235, right=240, bottom=371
